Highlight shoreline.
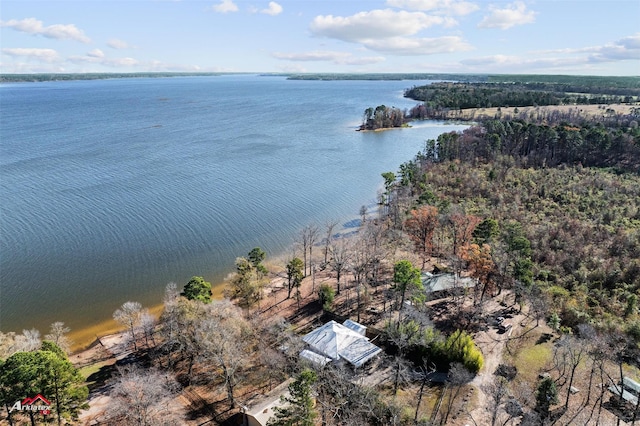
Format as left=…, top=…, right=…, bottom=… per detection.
left=68, top=281, right=229, bottom=353
left=66, top=215, right=364, bottom=354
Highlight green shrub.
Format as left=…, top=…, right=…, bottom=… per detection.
left=433, top=329, right=484, bottom=374
left=318, top=284, right=335, bottom=311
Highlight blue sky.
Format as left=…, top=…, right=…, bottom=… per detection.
left=1, top=0, right=638, bottom=75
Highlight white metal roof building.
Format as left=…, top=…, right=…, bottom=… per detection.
left=299, top=349, right=332, bottom=367
left=301, top=320, right=381, bottom=368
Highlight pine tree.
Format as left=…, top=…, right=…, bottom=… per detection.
left=268, top=369, right=317, bottom=426
left=535, top=376, right=558, bottom=419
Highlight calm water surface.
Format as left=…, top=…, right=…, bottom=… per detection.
left=0, top=75, right=467, bottom=336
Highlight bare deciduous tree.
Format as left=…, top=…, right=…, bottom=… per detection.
left=108, top=366, right=181, bottom=426
left=44, top=322, right=71, bottom=353
left=113, top=301, right=143, bottom=351
left=300, top=224, right=319, bottom=277
left=159, top=283, right=181, bottom=368
left=0, top=331, right=17, bottom=359
left=441, top=363, right=473, bottom=425
left=552, top=333, right=587, bottom=413
left=329, top=239, right=351, bottom=294
left=483, top=376, right=510, bottom=426
left=13, top=328, right=41, bottom=352
left=323, top=220, right=339, bottom=267
left=139, top=310, right=157, bottom=348
left=315, top=364, right=385, bottom=425
left=197, top=300, right=255, bottom=408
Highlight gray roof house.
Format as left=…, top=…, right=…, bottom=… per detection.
left=301, top=320, right=381, bottom=368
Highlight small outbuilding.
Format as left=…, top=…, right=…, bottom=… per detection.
left=238, top=379, right=293, bottom=426
left=608, top=376, right=640, bottom=406
left=421, top=272, right=476, bottom=295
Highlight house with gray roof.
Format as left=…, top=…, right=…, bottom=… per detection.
left=301, top=320, right=382, bottom=368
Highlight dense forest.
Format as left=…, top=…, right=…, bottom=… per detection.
left=388, top=78, right=640, bottom=336
left=389, top=144, right=640, bottom=332
left=486, top=74, right=640, bottom=89
left=404, top=82, right=640, bottom=110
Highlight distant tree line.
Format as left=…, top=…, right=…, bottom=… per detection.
left=285, top=73, right=488, bottom=82
left=0, top=72, right=227, bottom=83
left=486, top=74, right=640, bottom=89
left=404, top=82, right=639, bottom=110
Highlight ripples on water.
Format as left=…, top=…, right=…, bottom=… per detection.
left=0, top=75, right=468, bottom=336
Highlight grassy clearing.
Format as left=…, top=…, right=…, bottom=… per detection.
left=505, top=327, right=555, bottom=388
left=513, top=343, right=552, bottom=377
left=79, top=359, right=113, bottom=379
left=79, top=359, right=116, bottom=390
left=383, top=383, right=444, bottom=424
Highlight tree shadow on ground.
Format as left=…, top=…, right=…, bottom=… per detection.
left=85, top=363, right=118, bottom=393
left=288, top=298, right=322, bottom=329
left=536, top=333, right=554, bottom=345
left=183, top=387, right=235, bottom=425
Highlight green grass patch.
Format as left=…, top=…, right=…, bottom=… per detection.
left=79, top=359, right=117, bottom=391
left=510, top=340, right=553, bottom=385
left=78, top=359, right=112, bottom=379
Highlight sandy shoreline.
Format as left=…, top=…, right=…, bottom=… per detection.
left=66, top=250, right=299, bottom=353
left=68, top=305, right=162, bottom=353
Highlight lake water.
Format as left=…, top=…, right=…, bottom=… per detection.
left=0, top=75, right=467, bottom=338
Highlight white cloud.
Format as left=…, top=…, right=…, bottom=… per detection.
left=87, top=49, right=105, bottom=58
left=272, top=50, right=385, bottom=65
left=386, top=0, right=479, bottom=16
left=0, top=18, right=91, bottom=43
left=454, top=33, right=640, bottom=73
left=362, top=35, right=473, bottom=55
left=145, top=60, right=211, bottom=72
left=618, top=33, right=640, bottom=50
left=278, top=64, right=308, bottom=73
left=309, top=9, right=471, bottom=56
left=261, top=2, right=283, bottom=16
left=310, top=9, right=449, bottom=42
left=461, top=54, right=521, bottom=66
left=107, top=39, right=134, bottom=49
left=341, top=56, right=386, bottom=65
left=272, top=51, right=350, bottom=61
left=2, top=47, right=60, bottom=62
left=211, top=0, right=238, bottom=13
left=588, top=33, right=640, bottom=62
left=478, top=1, right=536, bottom=30
left=530, top=34, right=640, bottom=66
left=104, top=57, right=139, bottom=67
left=460, top=54, right=588, bottom=72
left=68, top=50, right=139, bottom=68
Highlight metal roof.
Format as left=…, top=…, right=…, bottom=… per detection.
left=343, top=319, right=367, bottom=336
left=622, top=377, right=640, bottom=395
left=302, top=320, right=381, bottom=368
left=421, top=273, right=476, bottom=293
left=299, top=349, right=332, bottom=367
left=609, top=384, right=639, bottom=406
